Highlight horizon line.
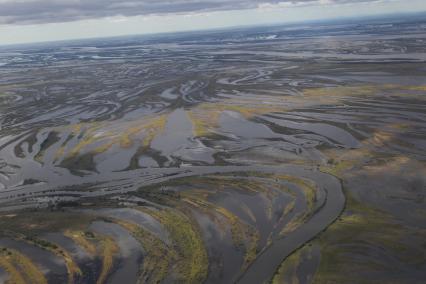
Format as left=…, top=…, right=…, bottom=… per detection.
left=1, top=10, right=425, bottom=48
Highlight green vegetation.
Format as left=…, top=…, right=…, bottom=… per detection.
left=0, top=211, right=122, bottom=284
left=56, top=114, right=168, bottom=161
left=272, top=246, right=303, bottom=284
left=97, top=236, right=119, bottom=284
left=0, top=248, right=47, bottom=284
left=242, top=228, right=260, bottom=270
left=64, top=230, right=97, bottom=256
left=320, top=159, right=357, bottom=177
left=0, top=211, right=96, bottom=236
left=144, top=208, right=208, bottom=283
left=310, top=192, right=421, bottom=284
left=23, top=236, right=82, bottom=284
left=188, top=102, right=281, bottom=137
left=273, top=175, right=319, bottom=237
left=152, top=174, right=318, bottom=271
left=114, top=220, right=172, bottom=284
left=215, top=206, right=246, bottom=248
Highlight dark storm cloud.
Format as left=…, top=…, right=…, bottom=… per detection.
left=0, top=0, right=385, bottom=25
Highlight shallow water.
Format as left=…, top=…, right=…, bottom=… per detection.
left=0, top=17, right=425, bottom=283
left=90, top=221, right=143, bottom=284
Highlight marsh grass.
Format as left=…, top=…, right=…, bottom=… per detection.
left=0, top=248, right=47, bottom=284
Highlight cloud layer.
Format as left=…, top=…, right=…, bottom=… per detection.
left=0, top=0, right=387, bottom=25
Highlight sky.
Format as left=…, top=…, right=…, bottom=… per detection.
left=0, top=0, right=426, bottom=45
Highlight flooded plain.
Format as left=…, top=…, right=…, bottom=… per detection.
left=0, top=16, right=425, bottom=284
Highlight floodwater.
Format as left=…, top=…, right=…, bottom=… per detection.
left=0, top=16, right=425, bottom=283
left=90, top=221, right=143, bottom=284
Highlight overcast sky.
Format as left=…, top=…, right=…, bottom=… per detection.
left=1, top=0, right=426, bottom=45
